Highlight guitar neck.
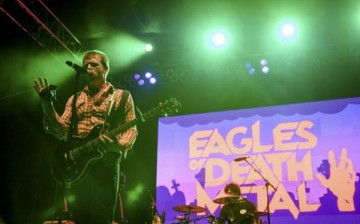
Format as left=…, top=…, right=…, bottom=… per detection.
left=96, top=106, right=159, bottom=143
left=108, top=117, right=139, bottom=138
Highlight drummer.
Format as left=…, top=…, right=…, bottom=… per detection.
left=218, top=182, right=258, bottom=224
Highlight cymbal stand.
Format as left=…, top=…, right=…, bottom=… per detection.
left=188, top=214, right=212, bottom=224
left=176, top=213, right=190, bottom=224
left=245, top=158, right=277, bottom=224
left=148, top=190, right=166, bottom=223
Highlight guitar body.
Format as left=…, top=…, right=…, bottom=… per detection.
left=52, top=125, right=105, bottom=187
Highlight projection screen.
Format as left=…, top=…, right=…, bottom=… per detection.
left=156, top=97, right=360, bottom=224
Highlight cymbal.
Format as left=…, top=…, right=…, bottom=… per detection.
left=213, top=196, right=242, bottom=204
left=173, top=204, right=206, bottom=213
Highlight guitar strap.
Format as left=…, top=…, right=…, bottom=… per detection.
left=106, top=89, right=130, bottom=130
left=102, top=91, right=116, bottom=130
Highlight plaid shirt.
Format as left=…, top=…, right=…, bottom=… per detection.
left=43, top=82, right=138, bottom=151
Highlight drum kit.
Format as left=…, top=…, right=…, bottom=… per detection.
left=170, top=196, right=268, bottom=224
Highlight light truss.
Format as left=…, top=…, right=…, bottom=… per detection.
left=1, top=0, right=82, bottom=61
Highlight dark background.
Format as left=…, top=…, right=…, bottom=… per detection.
left=1, top=0, right=360, bottom=223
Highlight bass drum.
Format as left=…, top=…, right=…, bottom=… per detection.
left=218, top=199, right=258, bottom=224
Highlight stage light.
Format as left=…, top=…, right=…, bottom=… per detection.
left=211, top=32, right=227, bottom=46
left=245, top=62, right=256, bottom=75
left=138, top=79, right=145, bottom=86
left=260, top=59, right=268, bottom=66
left=134, top=73, right=141, bottom=80
left=245, top=62, right=252, bottom=68
left=262, top=66, right=270, bottom=74
left=281, top=23, right=296, bottom=38
left=260, top=58, right=270, bottom=74
left=133, top=71, right=157, bottom=86
left=145, top=72, right=152, bottom=79
left=245, top=59, right=270, bottom=75
left=248, top=67, right=256, bottom=75
left=149, top=77, right=156, bottom=84
left=145, top=43, right=153, bottom=52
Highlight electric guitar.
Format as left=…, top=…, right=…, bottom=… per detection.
left=51, top=98, right=181, bottom=187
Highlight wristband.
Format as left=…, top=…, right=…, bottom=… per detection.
left=39, top=85, right=57, bottom=102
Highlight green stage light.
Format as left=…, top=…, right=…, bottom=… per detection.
left=145, top=43, right=153, bottom=52
left=281, top=23, right=296, bottom=38
left=211, top=32, right=227, bottom=46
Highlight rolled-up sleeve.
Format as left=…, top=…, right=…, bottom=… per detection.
left=43, top=96, right=73, bottom=141
left=115, top=92, right=138, bottom=151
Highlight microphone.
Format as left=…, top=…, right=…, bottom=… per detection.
left=234, top=156, right=250, bottom=162
left=66, top=61, right=87, bottom=74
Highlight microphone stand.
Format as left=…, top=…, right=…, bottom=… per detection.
left=244, top=158, right=277, bottom=224
left=56, top=65, right=82, bottom=224
left=148, top=190, right=164, bottom=223
left=117, top=172, right=127, bottom=224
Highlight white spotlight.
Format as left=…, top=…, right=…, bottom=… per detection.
left=211, top=32, right=227, bottom=46
left=145, top=44, right=153, bottom=52
left=281, top=23, right=296, bottom=38
left=149, top=77, right=157, bottom=84
left=262, top=67, right=270, bottom=74
left=145, top=72, right=152, bottom=79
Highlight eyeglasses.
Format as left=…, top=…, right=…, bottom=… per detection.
left=83, top=62, right=100, bottom=68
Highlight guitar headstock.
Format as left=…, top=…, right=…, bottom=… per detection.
left=158, top=98, right=182, bottom=116
left=140, top=98, right=182, bottom=121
